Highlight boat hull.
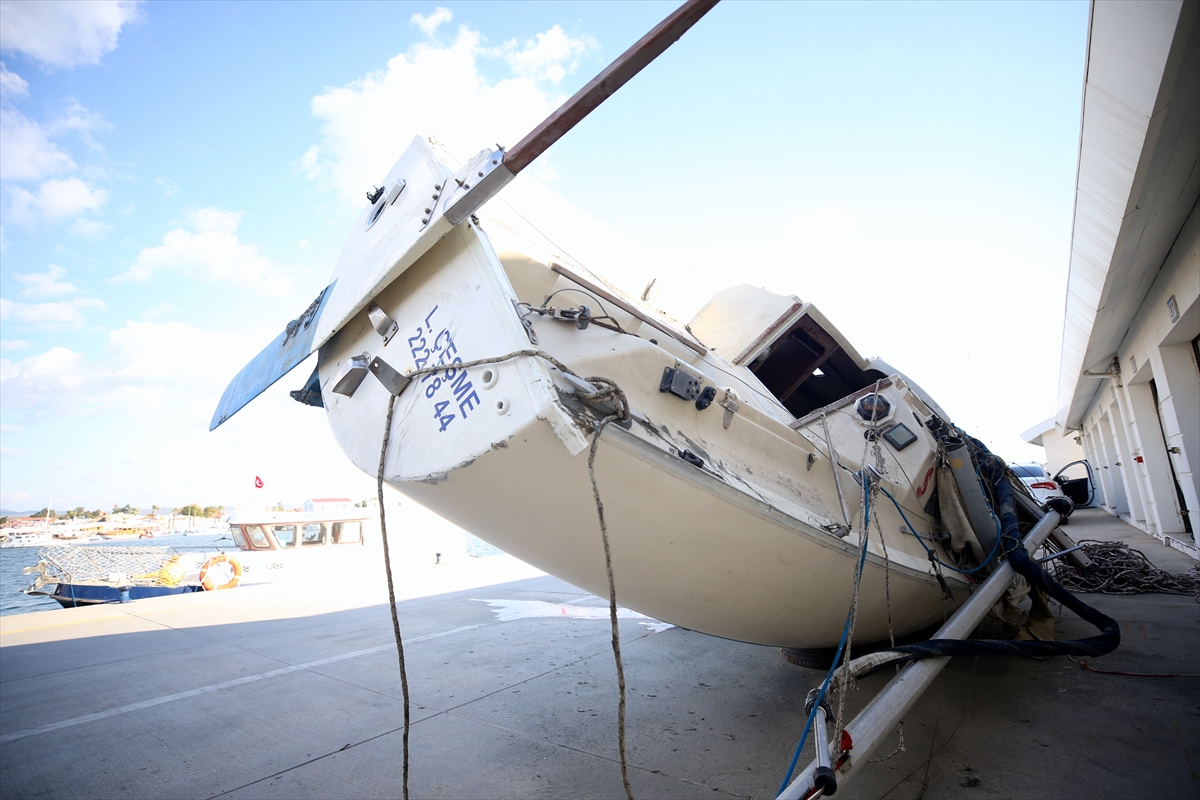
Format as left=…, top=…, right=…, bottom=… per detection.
left=399, top=414, right=959, bottom=648
left=46, top=583, right=204, bottom=608
left=314, top=220, right=970, bottom=648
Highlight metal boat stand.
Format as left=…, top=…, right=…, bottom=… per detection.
left=776, top=509, right=1063, bottom=800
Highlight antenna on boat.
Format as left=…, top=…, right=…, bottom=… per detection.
left=440, top=0, right=720, bottom=225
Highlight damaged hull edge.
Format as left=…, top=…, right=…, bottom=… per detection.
left=398, top=413, right=963, bottom=648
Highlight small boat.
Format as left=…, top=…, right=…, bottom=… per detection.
left=211, top=2, right=1044, bottom=650
left=23, top=546, right=235, bottom=608
left=0, top=530, right=54, bottom=549
left=97, top=528, right=145, bottom=540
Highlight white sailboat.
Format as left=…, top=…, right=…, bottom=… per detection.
left=211, top=0, right=1016, bottom=650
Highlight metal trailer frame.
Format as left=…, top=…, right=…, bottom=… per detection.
left=777, top=509, right=1062, bottom=800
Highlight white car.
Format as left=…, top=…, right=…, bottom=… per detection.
left=1010, top=463, right=1064, bottom=502
left=1010, top=462, right=1072, bottom=522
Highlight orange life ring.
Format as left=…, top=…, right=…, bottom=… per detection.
left=199, top=554, right=243, bottom=591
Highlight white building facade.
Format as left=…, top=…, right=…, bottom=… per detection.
left=1051, top=1, right=1199, bottom=558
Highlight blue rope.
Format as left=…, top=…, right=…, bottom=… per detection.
left=880, top=486, right=1001, bottom=575
left=777, top=475, right=873, bottom=795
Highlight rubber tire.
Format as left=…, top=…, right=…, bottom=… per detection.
left=781, top=646, right=838, bottom=670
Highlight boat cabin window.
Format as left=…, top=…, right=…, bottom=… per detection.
left=748, top=317, right=887, bottom=419
left=301, top=523, right=326, bottom=546
left=230, top=527, right=247, bottom=548
left=332, top=521, right=362, bottom=544
left=272, top=524, right=297, bottom=548
left=243, top=525, right=271, bottom=549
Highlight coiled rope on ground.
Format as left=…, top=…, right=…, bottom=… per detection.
left=1050, top=540, right=1200, bottom=596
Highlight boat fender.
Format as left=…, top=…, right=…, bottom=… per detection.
left=200, top=555, right=243, bottom=591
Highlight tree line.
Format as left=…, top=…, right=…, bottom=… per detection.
left=4, top=504, right=226, bottom=522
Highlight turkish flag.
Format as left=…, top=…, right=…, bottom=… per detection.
left=254, top=476, right=264, bottom=489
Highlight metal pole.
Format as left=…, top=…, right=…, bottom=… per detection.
left=777, top=509, right=1062, bottom=800
left=820, top=413, right=852, bottom=533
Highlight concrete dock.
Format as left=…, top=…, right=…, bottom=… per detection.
left=2, top=509, right=1197, bottom=799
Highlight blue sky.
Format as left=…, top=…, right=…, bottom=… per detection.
left=0, top=0, right=1089, bottom=512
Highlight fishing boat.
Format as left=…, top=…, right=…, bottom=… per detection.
left=210, top=1, right=1050, bottom=650
left=22, top=546, right=226, bottom=608
left=224, top=506, right=375, bottom=584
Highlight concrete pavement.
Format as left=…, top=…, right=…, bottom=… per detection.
left=1, top=510, right=1196, bottom=799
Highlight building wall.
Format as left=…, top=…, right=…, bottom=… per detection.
left=1041, top=431, right=1086, bottom=475
left=1077, top=200, right=1200, bottom=552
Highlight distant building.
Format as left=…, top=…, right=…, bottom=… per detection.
left=1038, top=1, right=1198, bottom=557
left=1020, top=417, right=1086, bottom=475
left=304, top=497, right=354, bottom=513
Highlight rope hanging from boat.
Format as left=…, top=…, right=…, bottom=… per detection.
left=377, top=392, right=412, bottom=800
left=776, top=471, right=873, bottom=795
left=374, top=350, right=636, bottom=800
left=582, top=376, right=636, bottom=800
left=778, top=382, right=885, bottom=795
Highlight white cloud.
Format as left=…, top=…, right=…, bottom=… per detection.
left=0, top=447, right=26, bottom=457
left=0, top=422, right=22, bottom=433
left=0, top=339, right=30, bottom=351
left=0, top=61, right=29, bottom=97
left=109, top=320, right=248, bottom=383
left=294, top=144, right=323, bottom=181
left=139, top=301, right=176, bottom=321
left=500, top=25, right=596, bottom=84
left=0, top=105, right=76, bottom=182
left=69, top=217, right=111, bottom=236
left=7, top=177, right=108, bottom=224
left=14, top=263, right=79, bottom=298
left=305, top=22, right=596, bottom=208
left=411, top=7, right=453, bottom=37
left=0, top=490, right=32, bottom=506
left=48, top=98, right=109, bottom=149
left=0, top=346, right=89, bottom=412
left=0, top=0, right=144, bottom=69
left=185, top=206, right=240, bottom=233
left=155, top=176, right=178, bottom=196
left=0, top=321, right=256, bottom=420
left=0, top=296, right=104, bottom=329
left=112, top=207, right=294, bottom=296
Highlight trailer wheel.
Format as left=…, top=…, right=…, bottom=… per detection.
left=780, top=647, right=836, bottom=670
left=780, top=624, right=944, bottom=671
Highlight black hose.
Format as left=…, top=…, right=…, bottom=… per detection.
left=878, top=434, right=1120, bottom=666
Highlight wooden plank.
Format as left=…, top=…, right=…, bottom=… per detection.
left=505, top=0, right=720, bottom=174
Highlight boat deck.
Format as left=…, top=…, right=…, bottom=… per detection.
left=1, top=510, right=1196, bottom=799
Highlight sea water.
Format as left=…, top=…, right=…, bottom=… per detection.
left=0, top=532, right=234, bottom=617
